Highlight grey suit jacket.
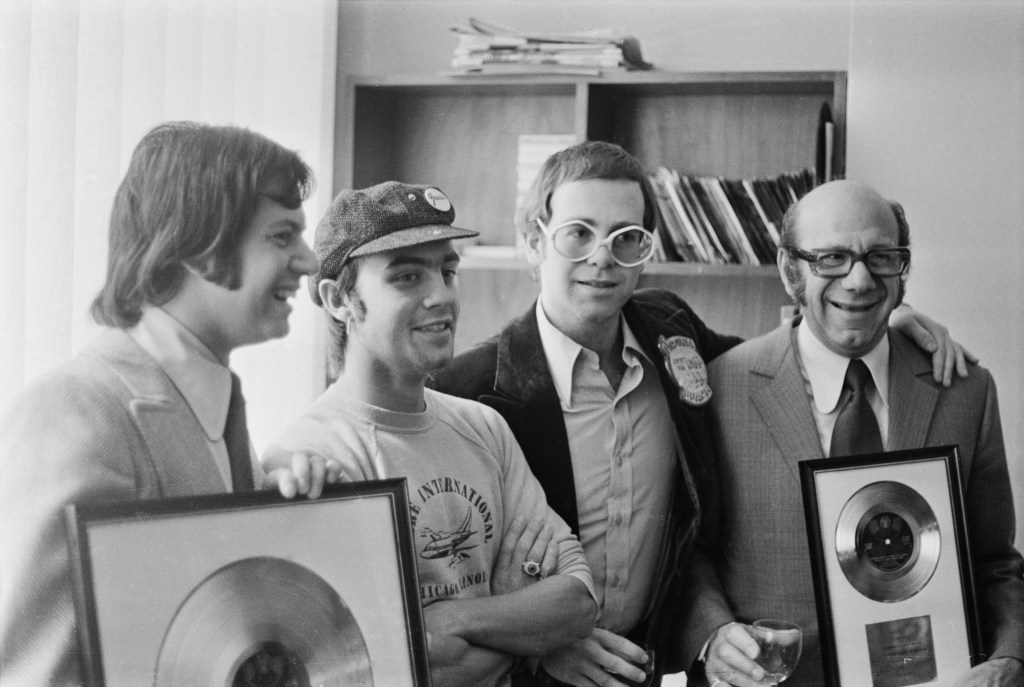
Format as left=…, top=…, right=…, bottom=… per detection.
left=679, top=319, right=1024, bottom=686
left=0, top=329, right=262, bottom=686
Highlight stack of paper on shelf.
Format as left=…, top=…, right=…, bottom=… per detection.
left=448, top=17, right=652, bottom=77
left=647, top=167, right=817, bottom=265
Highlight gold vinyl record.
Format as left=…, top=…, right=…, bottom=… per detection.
left=835, top=481, right=940, bottom=602
left=154, top=556, right=373, bottom=687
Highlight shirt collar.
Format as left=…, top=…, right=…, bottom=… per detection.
left=796, top=319, right=891, bottom=414
left=621, top=320, right=650, bottom=366
left=128, top=306, right=234, bottom=440
left=534, top=301, right=649, bottom=405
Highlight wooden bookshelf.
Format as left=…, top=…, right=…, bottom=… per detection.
left=331, top=71, right=846, bottom=349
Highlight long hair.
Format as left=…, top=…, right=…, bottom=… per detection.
left=323, top=259, right=362, bottom=378
left=90, top=121, right=313, bottom=327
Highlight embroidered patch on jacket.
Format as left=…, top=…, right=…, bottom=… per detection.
left=657, top=335, right=712, bottom=406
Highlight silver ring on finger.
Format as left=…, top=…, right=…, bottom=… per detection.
left=522, top=559, right=542, bottom=579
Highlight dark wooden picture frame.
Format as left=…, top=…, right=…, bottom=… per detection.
left=800, top=446, right=983, bottom=687
left=65, top=478, right=429, bottom=687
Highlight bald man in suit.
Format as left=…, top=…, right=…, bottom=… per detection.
left=681, top=179, right=1024, bottom=687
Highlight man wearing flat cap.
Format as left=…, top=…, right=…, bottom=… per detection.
left=262, top=181, right=598, bottom=686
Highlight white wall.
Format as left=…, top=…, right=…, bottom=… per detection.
left=335, top=0, right=1024, bottom=543
left=846, top=0, right=1024, bottom=544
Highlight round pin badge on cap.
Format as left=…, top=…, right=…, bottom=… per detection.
left=423, top=188, right=451, bottom=212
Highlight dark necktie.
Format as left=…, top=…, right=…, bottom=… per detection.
left=225, top=373, right=255, bottom=492
left=830, top=358, right=883, bottom=457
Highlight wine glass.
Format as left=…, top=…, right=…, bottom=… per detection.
left=751, top=619, right=803, bottom=685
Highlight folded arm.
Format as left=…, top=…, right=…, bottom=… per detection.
left=425, top=574, right=596, bottom=657
left=425, top=632, right=514, bottom=687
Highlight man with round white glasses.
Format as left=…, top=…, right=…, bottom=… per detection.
left=536, top=218, right=656, bottom=268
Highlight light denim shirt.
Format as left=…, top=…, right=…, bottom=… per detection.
left=535, top=301, right=677, bottom=632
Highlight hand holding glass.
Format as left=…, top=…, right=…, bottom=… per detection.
left=751, top=620, right=802, bottom=685
left=603, top=642, right=655, bottom=687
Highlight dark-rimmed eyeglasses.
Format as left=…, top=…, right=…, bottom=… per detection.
left=536, top=218, right=655, bottom=267
left=787, top=247, right=911, bottom=278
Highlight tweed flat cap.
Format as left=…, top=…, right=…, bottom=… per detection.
left=310, top=181, right=478, bottom=304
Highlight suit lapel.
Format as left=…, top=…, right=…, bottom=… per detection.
left=489, top=306, right=580, bottom=531
left=750, top=325, right=825, bottom=479
left=886, top=332, right=938, bottom=450
left=94, top=330, right=230, bottom=496
left=747, top=328, right=937, bottom=465
left=493, top=307, right=556, bottom=404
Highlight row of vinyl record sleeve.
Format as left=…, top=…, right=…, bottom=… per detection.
left=645, top=166, right=818, bottom=266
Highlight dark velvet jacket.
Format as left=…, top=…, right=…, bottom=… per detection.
left=429, top=288, right=742, bottom=681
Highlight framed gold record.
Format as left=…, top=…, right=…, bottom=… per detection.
left=65, top=479, right=429, bottom=687
left=835, top=480, right=941, bottom=603
left=800, top=446, right=982, bottom=687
